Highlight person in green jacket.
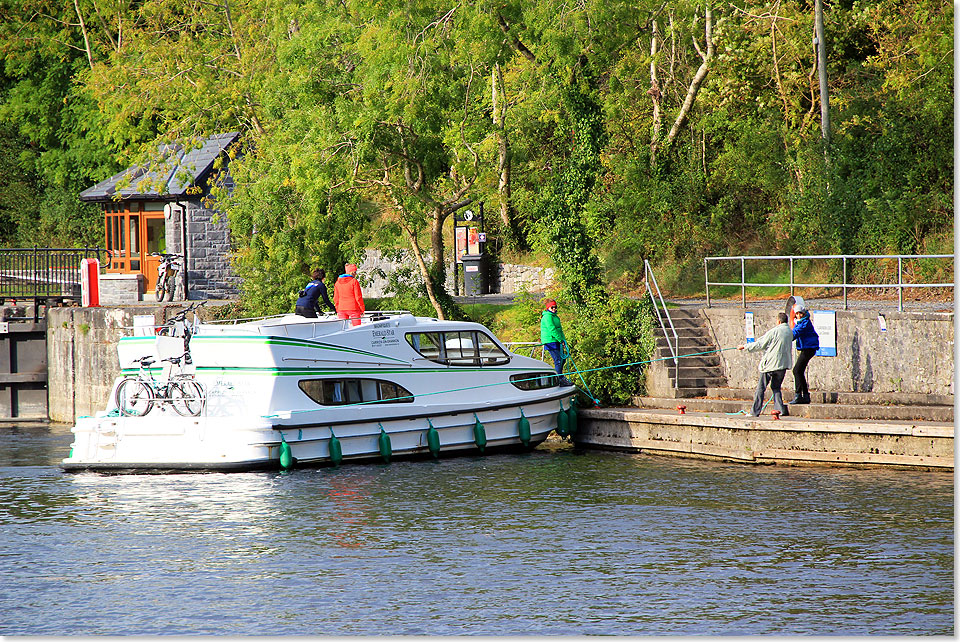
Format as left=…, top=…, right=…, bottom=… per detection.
left=541, top=299, right=573, bottom=386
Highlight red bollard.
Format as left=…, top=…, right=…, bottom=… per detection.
left=677, top=405, right=686, bottom=415
left=771, top=410, right=781, bottom=420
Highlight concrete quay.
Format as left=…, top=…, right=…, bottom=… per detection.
left=575, top=406, right=953, bottom=470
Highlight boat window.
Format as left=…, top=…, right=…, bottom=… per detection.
left=298, top=378, right=415, bottom=405
left=406, top=330, right=510, bottom=366
left=510, top=372, right=560, bottom=391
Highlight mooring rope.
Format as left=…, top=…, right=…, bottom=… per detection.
left=263, top=345, right=737, bottom=417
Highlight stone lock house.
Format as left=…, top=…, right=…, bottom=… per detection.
left=79, top=132, right=242, bottom=300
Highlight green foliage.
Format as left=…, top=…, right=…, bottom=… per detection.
left=534, top=77, right=607, bottom=306
left=564, top=294, right=656, bottom=405
left=0, top=0, right=950, bottom=309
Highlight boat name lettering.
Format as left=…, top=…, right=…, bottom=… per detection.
left=372, top=329, right=395, bottom=337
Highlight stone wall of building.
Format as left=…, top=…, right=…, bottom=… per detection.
left=166, top=202, right=241, bottom=300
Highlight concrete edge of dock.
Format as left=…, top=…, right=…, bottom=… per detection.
left=575, top=407, right=954, bottom=470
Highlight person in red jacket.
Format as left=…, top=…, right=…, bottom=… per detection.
left=333, top=263, right=364, bottom=326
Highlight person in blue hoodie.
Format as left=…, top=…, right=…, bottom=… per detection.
left=295, top=268, right=335, bottom=318
left=789, top=299, right=820, bottom=404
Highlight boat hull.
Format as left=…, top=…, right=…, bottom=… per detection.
left=62, top=392, right=575, bottom=473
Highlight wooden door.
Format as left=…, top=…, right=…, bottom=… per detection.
left=104, top=203, right=166, bottom=291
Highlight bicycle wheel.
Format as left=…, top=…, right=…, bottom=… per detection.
left=170, top=379, right=204, bottom=417
left=116, top=379, right=155, bottom=416
left=165, top=278, right=175, bottom=302
left=155, top=279, right=166, bottom=302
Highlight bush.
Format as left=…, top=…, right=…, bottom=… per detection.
left=564, top=294, right=656, bottom=406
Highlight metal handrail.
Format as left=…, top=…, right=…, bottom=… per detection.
left=704, top=254, right=954, bottom=311
left=0, top=246, right=110, bottom=320
left=644, top=260, right=679, bottom=388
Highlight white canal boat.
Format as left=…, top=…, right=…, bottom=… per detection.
left=62, top=310, right=579, bottom=472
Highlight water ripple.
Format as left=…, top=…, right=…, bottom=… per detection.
left=0, top=429, right=953, bottom=635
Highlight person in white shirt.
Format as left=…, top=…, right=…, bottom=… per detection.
left=738, top=312, right=793, bottom=417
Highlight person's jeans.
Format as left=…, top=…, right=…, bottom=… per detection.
left=793, top=348, right=817, bottom=399
left=295, top=306, right=317, bottom=318
left=752, top=369, right=787, bottom=417
left=544, top=342, right=564, bottom=376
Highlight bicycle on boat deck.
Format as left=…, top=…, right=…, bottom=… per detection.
left=115, top=353, right=205, bottom=417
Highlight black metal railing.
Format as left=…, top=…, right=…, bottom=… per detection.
left=0, top=247, right=111, bottom=319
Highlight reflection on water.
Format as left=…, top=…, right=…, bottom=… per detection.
left=0, top=423, right=953, bottom=635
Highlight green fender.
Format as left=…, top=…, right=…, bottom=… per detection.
left=518, top=409, right=531, bottom=448
left=378, top=423, right=392, bottom=463
left=426, top=419, right=441, bottom=458
left=328, top=428, right=343, bottom=466
left=473, top=414, right=487, bottom=453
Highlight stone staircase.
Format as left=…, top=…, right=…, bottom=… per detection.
left=652, top=307, right=727, bottom=398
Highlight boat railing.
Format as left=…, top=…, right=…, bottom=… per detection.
left=197, top=309, right=415, bottom=331
left=505, top=341, right=546, bottom=360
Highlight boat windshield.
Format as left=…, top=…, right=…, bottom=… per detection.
left=406, top=330, right=510, bottom=366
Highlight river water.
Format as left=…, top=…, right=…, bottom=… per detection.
left=1, top=422, right=953, bottom=636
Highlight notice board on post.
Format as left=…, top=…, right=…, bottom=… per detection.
left=811, top=310, right=836, bottom=356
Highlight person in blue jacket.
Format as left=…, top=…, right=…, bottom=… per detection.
left=789, top=299, right=820, bottom=404
left=295, top=268, right=335, bottom=318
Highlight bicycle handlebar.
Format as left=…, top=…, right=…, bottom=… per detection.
left=163, top=300, right=207, bottom=324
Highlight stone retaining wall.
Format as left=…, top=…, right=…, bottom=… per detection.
left=704, top=308, right=954, bottom=395
left=576, top=407, right=953, bottom=469
left=358, top=249, right=554, bottom=297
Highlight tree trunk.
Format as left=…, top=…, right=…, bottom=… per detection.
left=664, top=6, right=713, bottom=149
left=400, top=218, right=445, bottom=320
left=73, top=0, right=94, bottom=69
left=649, top=19, right=662, bottom=166
left=430, top=206, right=446, bottom=286
left=814, top=0, right=831, bottom=147
left=492, top=64, right=512, bottom=232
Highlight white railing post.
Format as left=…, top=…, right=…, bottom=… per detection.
left=704, top=258, right=710, bottom=308
left=898, top=257, right=903, bottom=311
left=790, top=257, right=794, bottom=297
left=843, top=257, right=847, bottom=310
left=740, top=256, right=746, bottom=308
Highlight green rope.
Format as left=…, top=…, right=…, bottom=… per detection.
left=725, top=398, right=771, bottom=416
left=565, top=354, right=600, bottom=407
left=262, top=346, right=737, bottom=417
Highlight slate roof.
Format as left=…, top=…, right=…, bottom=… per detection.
left=79, top=132, right=240, bottom=202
